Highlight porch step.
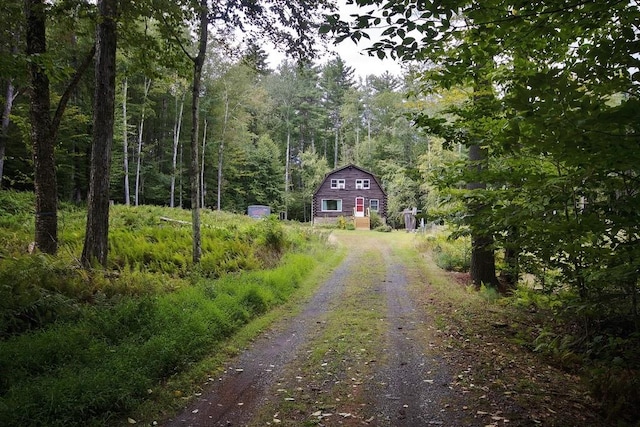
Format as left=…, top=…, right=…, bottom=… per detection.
left=354, top=217, right=370, bottom=230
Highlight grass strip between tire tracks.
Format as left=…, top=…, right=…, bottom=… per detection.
left=249, top=245, right=388, bottom=426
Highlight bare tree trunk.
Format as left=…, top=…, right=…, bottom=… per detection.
left=170, top=92, right=184, bottom=207
left=179, top=141, right=183, bottom=207
left=0, top=30, right=19, bottom=189
left=82, top=0, right=117, bottom=267
left=216, top=88, right=230, bottom=211
left=285, top=130, right=290, bottom=220
left=200, top=117, right=207, bottom=208
left=26, top=0, right=57, bottom=254
left=122, top=77, right=130, bottom=205
left=134, top=77, right=151, bottom=206
left=216, top=137, right=223, bottom=211
left=189, top=0, right=208, bottom=264
left=334, top=128, right=338, bottom=169
left=0, top=80, right=16, bottom=189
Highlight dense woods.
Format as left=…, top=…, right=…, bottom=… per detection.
left=1, top=0, right=640, bottom=424
left=1, top=0, right=431, bottom=223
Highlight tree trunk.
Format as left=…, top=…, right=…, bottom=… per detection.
left=170, top=93, right=184, bottom=208
left=501, top=227, right=520, bottom=289
left=134, top=77, right=151, bottom=206
left=81, top=0, right=117, bottom=267
left=334, top=127, right=338, bottom=168
left=189, top=0, right=208, bottom=264
left=179, top=141, right=183, bottom=207
left=216, top=136, right=223, bottom=211
left=285, top=130, right=290, bottom=220
left=467, top=144, right=499, bottom=288
left=0, top=80, right=16, bottom=189
left=200, top=118, right=207, bottom=208
left=122, top=77, right=130, bottom=205
left=216, top=88, right=230, bottom=211
left=0, top=32, right=19, bottom=189
left=26, top=0, right=57, bottom=254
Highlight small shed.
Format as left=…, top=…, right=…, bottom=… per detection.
left=247, top=205, right=271, bottom=219
left=312, top=164, right=386, bottom=228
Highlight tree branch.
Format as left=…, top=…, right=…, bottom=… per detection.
left=50, top=44, right=96, bottom=142
left=159, top=12, right=195, bottom=63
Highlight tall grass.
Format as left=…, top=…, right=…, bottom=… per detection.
left=0, top=191, right=329, bottom=426
left=417, top=231, right=471, bottom=272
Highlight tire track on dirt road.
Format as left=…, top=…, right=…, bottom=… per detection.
left=369, top=241, right=467, bottom=426
left=163, top=247, right=355, bottom=427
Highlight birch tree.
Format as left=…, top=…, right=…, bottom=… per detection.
left=170, top=81, right=186, bottom=207
left=121, top=77, right=130, bottom=205
left=0, top=0, right=23, bottom=188
left=134, top=77, right=152, bottom=205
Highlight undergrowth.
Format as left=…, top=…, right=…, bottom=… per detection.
left=418, top=226, right=640, bottom=425
left=0, top=191, right=330, bottom=426
left=510, top=287, right=640, bottom=424
left=417, top=231, right=470, bottom=272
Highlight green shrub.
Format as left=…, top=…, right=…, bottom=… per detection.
left=260, top=215, right=288, bottom=252
left=0, top=255, right=85, bottom=336
left=0, top=190, right=34, bottom=216
left=420, top=232, right=470, bottom=272
left=590, top=366, right=640, bottom=423
left=336, top=216, right=349, bottom=229
left=370, top=211, right=383, bottom=229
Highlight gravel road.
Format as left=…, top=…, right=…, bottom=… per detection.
left=163, top=231, right=474, bottom=426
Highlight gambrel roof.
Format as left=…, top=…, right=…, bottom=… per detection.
left=313, top=164, right=387, bottom=196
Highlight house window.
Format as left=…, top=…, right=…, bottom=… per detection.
left=370, top=199, right=379, bottom=212
left=321, top=199, right=342, bottom=212
left=331, top=179, right=345, bottom=189
left=355, top=179, right=370, bottom=189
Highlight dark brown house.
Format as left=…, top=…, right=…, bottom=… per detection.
left=312, top=164, right=387, bottom=228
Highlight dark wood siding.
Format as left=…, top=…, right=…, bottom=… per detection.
left=313, top=165, right=386, bottom=221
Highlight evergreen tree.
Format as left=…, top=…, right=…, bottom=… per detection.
left=318, top=56, right=355, bottom=168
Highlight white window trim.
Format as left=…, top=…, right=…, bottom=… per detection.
left=370, top=199, right=379, bottom=211
left=331, top=179, right=346, bottom=189
left=321, top=199, right=343, bottom=212
left=355, top=179, right=370, bottom=190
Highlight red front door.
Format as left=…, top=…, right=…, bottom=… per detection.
left=355, top=197, right=365, bottom=217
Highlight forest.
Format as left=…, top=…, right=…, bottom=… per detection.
left=1, top=0, right=639, bottom=424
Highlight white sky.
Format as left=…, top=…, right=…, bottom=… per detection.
left=266, top=1, right=402, bottom=80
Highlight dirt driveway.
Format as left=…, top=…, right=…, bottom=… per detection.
left=162, top=231, right=603, bottom=427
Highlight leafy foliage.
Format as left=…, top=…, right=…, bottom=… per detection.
left=420, top=232, right=470, bottom=273
left=323, top=0, right=640, bottom=417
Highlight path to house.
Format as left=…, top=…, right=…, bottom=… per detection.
left=162, top=231, right=603, bottom=427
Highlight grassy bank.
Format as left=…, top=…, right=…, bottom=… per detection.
left=0, top=191, right=337, bottom=426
